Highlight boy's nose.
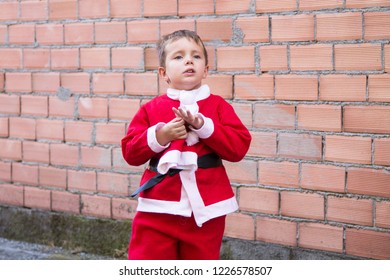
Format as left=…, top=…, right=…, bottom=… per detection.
left=185, top=57, right=193, bottom=64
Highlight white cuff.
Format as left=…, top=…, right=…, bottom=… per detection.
left=190, top=113, right=214, bottom=139
left=147, top=122, right=170, bottom=153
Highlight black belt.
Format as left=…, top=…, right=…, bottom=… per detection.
left=130, top=153, right=222, bottom=197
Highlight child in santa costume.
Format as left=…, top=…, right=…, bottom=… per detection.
left=121, top=30, right=251, bottom=260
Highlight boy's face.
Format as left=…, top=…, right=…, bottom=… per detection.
left=159, top=38, right=208, bottom=91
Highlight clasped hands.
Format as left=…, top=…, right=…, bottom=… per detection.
left=156, top=107, right=204, bottom=146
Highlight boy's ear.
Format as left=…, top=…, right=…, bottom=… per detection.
left=158, top=67, right=170, bottom=84
left=203, top=65, right=209, bottom=79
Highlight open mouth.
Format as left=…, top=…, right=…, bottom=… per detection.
left=184, top=69, right=195, bottom=74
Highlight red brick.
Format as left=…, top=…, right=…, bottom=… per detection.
left=348, top=168, right=390, bottom=198
left=24, top=49, right=51, bottom=69
left=39, top=166, right=66, bottom=189
left=81, top=194, right=111, bottom=219
left=260, top=45, right=288, bottom=71
left=51, top=48, right=79, bottom=70
left=23, top=141, right=50, bottom=164
left=95, top=122, right=126, bottom=145
left=0, top=184, right=23, bottom=207
left=0, top=95, right=20, bottom=114
left=259, top=161, right=299, bottom=188
left=317, top=12, right=362, bottom=41
left=78, top=97, right=108, bottom=119
left=32, top=72, right=60, bottom=93
left=20, top=1, right=47, bottom=21
left=36, top=119, right=64, bottom=141
left=109, top=98, right=140, bottom=121
left=61, top=73, right=90, bottom=94
left=49, top=97, right=75, bottom=118
left=254, top=104, right=295, bottom=129
left=112, top=47, right=144, bottom=70
left=110, top=0, right=142, bottom=18
left=328, top=196, right=373, bottom=226
left=12, top=163, right=39, bottom=187
left=144, top=0, right=177, bottom=16
left=178, top=0, right=214, bottom=16
left=374, top=138, right=390, bottom=166
left=203, top=75, right=233, bottom=99
left=235, top=74, right=274, bottom=100
left=24, top=187, right=51, bottom=210
left=0, top=72, right=4, bottom=92
left=301, top=164, right=345, bottom=193
left=50, top=143, right=79, bottom=167
left=97, top=172, right=129, bottom=196
left=80, top=48, right=110, bottom=69
left=68, top=170, right=96, bottom=192
left=9, top=24, right=35, bottom=45
left=217, top=46, right=255, bottom=71
left=335, top=44, right=382, bottom=71
left=0, top=26, right=6, bottom=45
left=256, top=217, right=297, bottom=247
left=346, top=0, right=390, bottom=8
left=9, top=117, right=36, bottom=140
left=247, top=131, right=277, bottom=158
left=0, top=162, right=11, bottom=183
left=279, top=133, right=322, bottom=160
left=256, top=0, right=297, bottom=12
left=112, top=198, right=138, bottom=220
left=127, top=20, right=159, bottom=44
left=92, top=73, right=124, bottom=95
left=52, top=191, right=80, bottom=214
left=79, top=0, right=108, bottom=19
left=21, top=96, right=48, bottom=117
left=281, top=191, right=324, bottom=220
left=346, top=228, right=390, bottom=259
left=95, top=21, right=126, bottom=44
left=0, top=117, right=8, bottom=138
left=216, top=0, right=253, bottom=14
left=160, top=19, right=195, bottom=37
left=325, top=135, right=371, bottom=164
left=290, top=44, right=333, bottom=71
left=369, top=74, right=390, bottom=102
left=0, top=49, right=22, bottom=69
left=299, top=223, right=343, bottom=253
left=0, top=139, right=22, bottom=161
left=49, top=0, right=78, bottom=20
left=196, top=18, right=232, bottom=42
left=299, top=0, right=344, bottom=10
left=239, top=187, right=279, bottom=214
left=64, top=23, right=94, bottom=45
left=112, top=147, right=144, bottom=173
left=320, top=75, right=366, bottom=102
left=145, top=47, right=158, bottom=70
left=231, top=103, right=252, bottom=128
left=365, top=12, right=390, bottom=40
left=297, top=104, right=342, bottom=132
left=344, top=105, right=390, bottom=134
left=272, top=14, right=314, bottom=42
left=65, top=121, right=93, bottom=143
left=386, top=44, right=390, bottom=72
left=376, top=201, right=390, bottom=229
left=6, top=72, right=32, bottom=93
left=125, top=73, right=158, bottom=96
left=36, top=24, right=64, bottom=45
left=0, top=2, right=18, bottom=21
left=225, top=213, right=255, bottom=240
left=224, top=159, right=257, bottom=184
left=275, top=75, right=318, bottom=101
left=80, top=146, right=111, bottom=169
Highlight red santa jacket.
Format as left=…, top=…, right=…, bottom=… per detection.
left=121, top=85, right=251, bottom=226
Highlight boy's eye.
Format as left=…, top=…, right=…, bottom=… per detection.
left=174, top=55, right=183, bottom=60
left=194, top=55, right=201, bottom=59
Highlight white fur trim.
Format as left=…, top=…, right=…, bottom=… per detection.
left=191, top=114, right=214, bottom=139
left=147, top=123, right=170, bottom=153
left=157, top=151, right=198, bottom=174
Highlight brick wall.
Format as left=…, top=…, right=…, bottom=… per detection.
left=0, top=0, right=389, bottom=259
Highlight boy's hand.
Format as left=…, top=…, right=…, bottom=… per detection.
left=156, top=117, right=187, bottom=146
left=172, top=107, right=204, bottom=129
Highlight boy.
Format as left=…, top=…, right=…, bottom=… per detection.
left=121, top=30, right=251, bottom=260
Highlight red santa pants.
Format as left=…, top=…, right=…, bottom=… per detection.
left=128, top=211, right=226, bottom=260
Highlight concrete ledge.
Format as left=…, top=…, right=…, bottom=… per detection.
left=0, top=206, right=363, bottom=260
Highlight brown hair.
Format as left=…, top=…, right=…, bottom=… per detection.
left=157, top=30, right=208, bottom=68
